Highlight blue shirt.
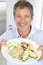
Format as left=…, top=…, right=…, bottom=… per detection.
left=0, top=27, right=43, bottom=65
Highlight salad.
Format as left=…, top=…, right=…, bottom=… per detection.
left=7, top=41, right=38, bottom=61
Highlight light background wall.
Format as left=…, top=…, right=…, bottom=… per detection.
left=41, top=0, right=43, bottom=30
left=0, top=2, right=6, bottom=35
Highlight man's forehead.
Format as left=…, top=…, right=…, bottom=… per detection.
left=15, top=6, right=29, bottom=10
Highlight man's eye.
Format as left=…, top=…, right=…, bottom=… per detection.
left=25, top=15, right=29, bottom=17
left=17, top=16, right=21, bottom=18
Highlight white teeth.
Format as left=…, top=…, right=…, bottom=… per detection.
left=20, top=24, right=25, bottom=27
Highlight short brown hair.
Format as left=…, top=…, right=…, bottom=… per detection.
left=13, top=0, right=33, bottom=17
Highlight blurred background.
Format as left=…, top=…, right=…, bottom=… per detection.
left=0, top=0, right=43, bottom=65
left=0, top=1, right=6, bottom=65
left=0, top=0, right=6, bottom=35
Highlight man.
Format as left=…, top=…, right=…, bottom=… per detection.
left=0, top=0, right=43, bottom=65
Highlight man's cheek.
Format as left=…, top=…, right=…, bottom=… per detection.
left=16, top=21, right=19, bottom=25
left=16, top=23, right=20, bottom=29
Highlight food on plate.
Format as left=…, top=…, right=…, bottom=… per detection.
left=22, top=46, right=30, bottom=61
left=7, top=41, right=38, bottom=61
left=30, top=50, right=38, bottom=58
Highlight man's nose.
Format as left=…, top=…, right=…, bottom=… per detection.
left=21, top=17, right=25, bottom=23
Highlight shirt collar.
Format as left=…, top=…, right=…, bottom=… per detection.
left=15, top=26, right=35, bottom=38
left=26, top=26, right=35, bottom=38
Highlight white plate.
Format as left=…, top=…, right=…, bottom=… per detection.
left=1, top=38, right=42, bottom=64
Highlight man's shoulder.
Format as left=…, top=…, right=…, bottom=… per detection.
left=0, top=30, right=12, bottom=40
left=31, top=28, right=43, bottom=44
left=35, top=28, right=43, bottom=34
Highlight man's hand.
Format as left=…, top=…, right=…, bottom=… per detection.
left=0, top=39, right=6, bottom=51
left=1, top=39, right=6, bottom=46
left=37, top=45, right=43, bottom=61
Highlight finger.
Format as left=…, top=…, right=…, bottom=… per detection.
left=37, top=45, right=43, bottom=51
left=37, top=47, right=41, bottom=51
left=40, top=45, right=43, bottom=51
left=38, top=55, right=43, bottom=61
left=1, top=39, right=7, bottom=46
left=38, top=57, right=42, bottom=61
left=38, top=51, right=43, bottom=61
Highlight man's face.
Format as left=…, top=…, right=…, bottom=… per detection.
left=14, top=7, right=33, bottom=32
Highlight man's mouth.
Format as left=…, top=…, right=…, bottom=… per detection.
left=19, top=23, right=26, bottom=27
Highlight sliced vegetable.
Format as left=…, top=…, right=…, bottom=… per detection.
left=30, top=50, right=38, bottom=58
left=22, top=47, right=30, bottom=61
left=8, top=41, right=18, bottom=47
left=8, top=45, right=17, bottom=51
left=8, top=41, right=18, bottom=51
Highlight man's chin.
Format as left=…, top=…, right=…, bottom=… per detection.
left=18, top=26, right=25, bottom=30
left=19, top=29, right=26, bottom=32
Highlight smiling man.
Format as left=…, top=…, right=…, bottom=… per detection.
left=14, top=0, right=33, bottom=38
left=14, top=7, right=32, bottom=38
left=0, top=0, right=43, bottom=65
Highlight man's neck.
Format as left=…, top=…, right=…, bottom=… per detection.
left=18, top=26, right=31, bottom=38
